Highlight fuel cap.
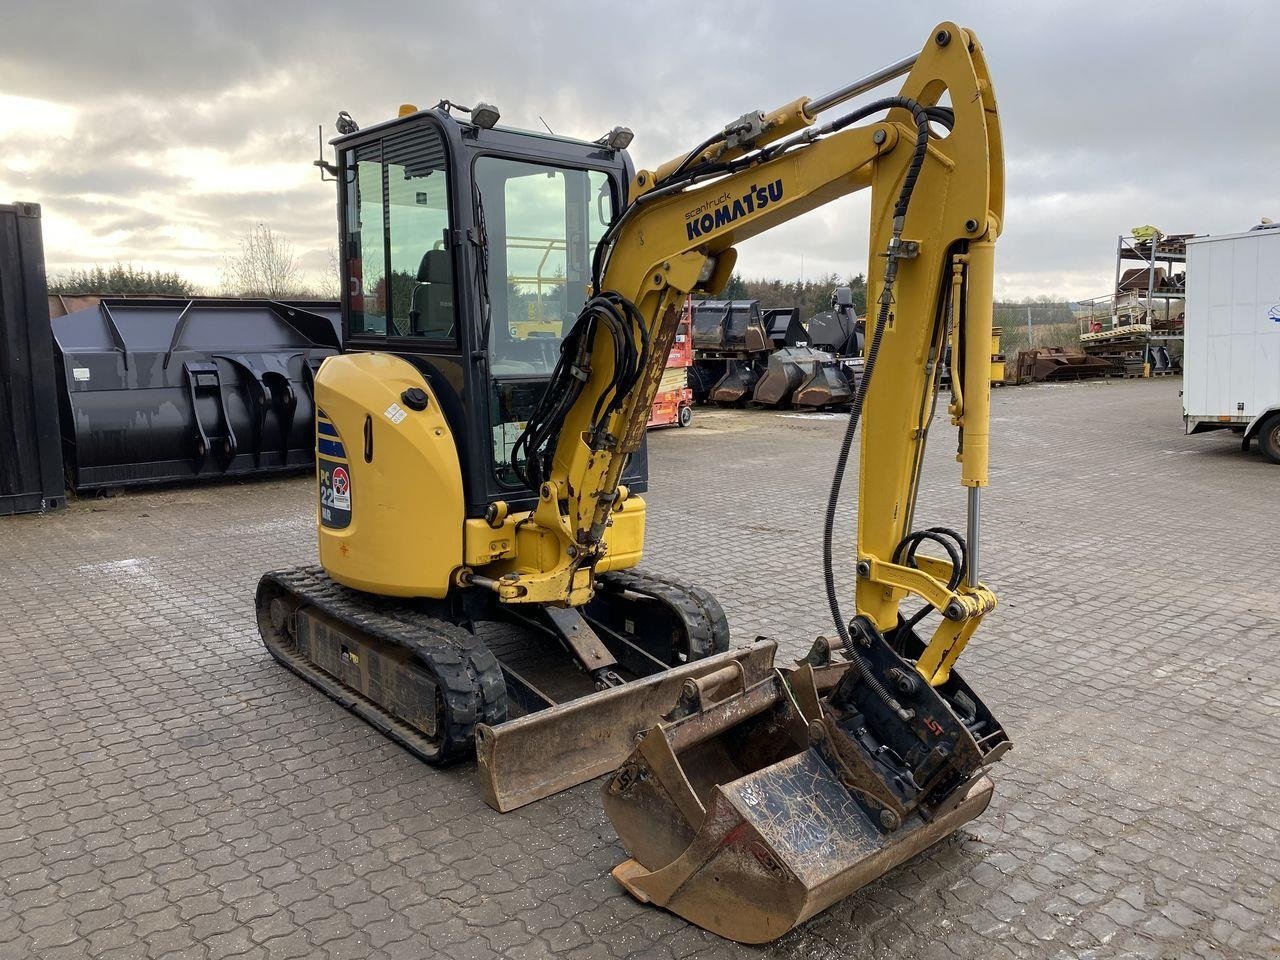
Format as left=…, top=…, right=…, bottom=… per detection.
left=400, top=387, right=429, bottom=411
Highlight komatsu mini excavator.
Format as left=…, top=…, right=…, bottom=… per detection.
left=257, top=21, right=1009, bottom=942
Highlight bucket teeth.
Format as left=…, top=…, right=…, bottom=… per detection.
left=602, top=624, right=1009, bottom=943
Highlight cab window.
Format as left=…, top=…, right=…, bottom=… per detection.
left=474, top=157, right=613, bottom=375
left=343, top=125, right=455, bottom=342
left=473, top=156, right=614, bottom=485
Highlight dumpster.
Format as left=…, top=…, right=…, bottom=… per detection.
left=52, top=297, right=340, bottom=490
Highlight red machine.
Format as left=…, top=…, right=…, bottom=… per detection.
left=647, top=300, right=694, bottom=429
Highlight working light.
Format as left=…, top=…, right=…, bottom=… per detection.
left=471, top=102, right=501, bottom=129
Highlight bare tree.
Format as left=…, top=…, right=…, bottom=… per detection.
left=314, top=245, right=342, bottom=300
left=220, top=223, right=299, bottom=298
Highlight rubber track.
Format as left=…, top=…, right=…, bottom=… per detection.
left=256, top=566, right=506, bottom=764
left=595, top=569, right=731, bottom=661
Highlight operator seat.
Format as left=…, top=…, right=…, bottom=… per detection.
left=409, top=249, right=454, bottom=339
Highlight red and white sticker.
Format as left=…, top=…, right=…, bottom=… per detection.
left=327, top=465, right=351, bottom=511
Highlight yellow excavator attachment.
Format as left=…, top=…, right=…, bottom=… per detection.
left=602, top=626, right=1009, bottom=943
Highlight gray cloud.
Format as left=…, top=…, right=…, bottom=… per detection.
left=2, top=0, right=1277, bottom=299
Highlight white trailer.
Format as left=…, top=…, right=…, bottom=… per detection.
left=1183, top=228, right=1280, bottom=462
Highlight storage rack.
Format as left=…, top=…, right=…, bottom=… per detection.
left=1078, top=233, right=1189, bottom=376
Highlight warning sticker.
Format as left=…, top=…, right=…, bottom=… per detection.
left=384, top=402, right=408, bottom=424
left=318, top=458, right=352, bottom=529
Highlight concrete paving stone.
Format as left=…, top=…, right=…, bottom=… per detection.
left=2, top=379, right=1277, bottom=959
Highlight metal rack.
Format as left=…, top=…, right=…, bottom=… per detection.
left=1077, top=233, right=1190, bottom=376
left=1113, top=232, right=1187, bottom=334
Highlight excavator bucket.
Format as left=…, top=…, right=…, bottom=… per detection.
left=602, top=628, right=1009, bottom=943
left=709, top=360, right=761, bottom=405
left=793, top=358, right=857, bottom=409
left=749, top=348, right=809, bottom=407
left=476, top=640, right=778, bottom=811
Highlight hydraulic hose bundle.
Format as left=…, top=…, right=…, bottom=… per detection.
left=512, top=292, right=648, bottom=492
left=815, top=96, right=951, bottom=716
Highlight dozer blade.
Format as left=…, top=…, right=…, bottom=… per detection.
left=602, top=627, right=1008, bottom=943
left=477, top=640, right=778, bottom=812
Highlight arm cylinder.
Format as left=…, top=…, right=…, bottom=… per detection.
left=807, top=53, right=919, bottom=115
left=960, top=235, right=995, bottom=489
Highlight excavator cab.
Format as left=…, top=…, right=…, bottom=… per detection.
left=332, top=107, right=647, bottom=510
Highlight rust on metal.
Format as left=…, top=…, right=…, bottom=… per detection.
left=1011, top=346, right=1116, bottom=383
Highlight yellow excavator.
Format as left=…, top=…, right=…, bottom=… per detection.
left=257, top=21, right=1009, bottom=942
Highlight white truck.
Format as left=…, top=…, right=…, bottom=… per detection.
left=1183, top=227, right=1280, bottom=462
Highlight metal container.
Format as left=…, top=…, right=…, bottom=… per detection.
left=52, top=297, right=340, bottom=490
left=0, top=203, right=66, bottom=516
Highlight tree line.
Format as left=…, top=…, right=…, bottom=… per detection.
left=723, top=272, right=868, bottom=317
left=48, top=224, right=336, bottom=300
left=48, top=228, right=1081, bottom=342
left=48, top=264, right=196, bottom=297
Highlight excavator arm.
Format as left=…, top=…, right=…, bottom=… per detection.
left=566, top=25, right=1013, bottom=942
left=496, top=23, right=1003, bottom=693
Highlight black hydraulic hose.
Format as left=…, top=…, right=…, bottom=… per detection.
left=894, top=527, right=968, bottom=591
left=661, top=128, right=736, bottom=185
left=511, top=290, right=650, bottom=492
left=820, top=96, right=932, bottom=719
left=895, top=527, right=968, bottom=631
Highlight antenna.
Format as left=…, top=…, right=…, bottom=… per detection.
left=313, top=124, right=339, bottom=181
left=538, top=115, right=555, bottom=135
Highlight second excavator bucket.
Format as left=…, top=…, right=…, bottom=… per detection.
left=793, top=358, right=858, bottom=409
left=709, top=360, right=761, bottom=405
left=602, top=626, right=1009, bottom=943
left=751, top=346, right=832, bottom=408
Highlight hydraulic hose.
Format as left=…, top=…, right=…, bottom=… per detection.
left=819, top=96, right=933, bottom=719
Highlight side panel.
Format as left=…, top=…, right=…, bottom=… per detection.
left=0, top=203, right=66, bottom=515
left=315, top=352, right=464, bottom=597
left=1253, top=234, right=1280, bottom=418
left=1182, top=241, right=1207, bottom=422
left=1185, top=231, right=1280, bottom=424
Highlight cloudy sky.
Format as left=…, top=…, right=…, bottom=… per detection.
left=2, top=1, right=1276, bottom=301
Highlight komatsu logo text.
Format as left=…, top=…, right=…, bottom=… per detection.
left=685, top=179, right=784, bottom=241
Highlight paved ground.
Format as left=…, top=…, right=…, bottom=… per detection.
left=2, top=377, right=1277, bottom=960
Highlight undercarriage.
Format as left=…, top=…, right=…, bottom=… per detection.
left=256, top=565, right=747, bottom=810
